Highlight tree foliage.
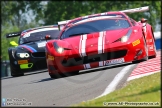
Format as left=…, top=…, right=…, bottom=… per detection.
left=43, top=1, right=161, bottom=30
left=1, top=1, right=42, bottom=60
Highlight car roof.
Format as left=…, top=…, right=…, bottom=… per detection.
left=68, top=11, right=128, bottom=24
left=62, top=11, right=129, bottom=30
left=22, top=25, right=58, bottom=33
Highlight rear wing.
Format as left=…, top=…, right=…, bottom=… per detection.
left=6, top=31, right=21, bottom=38
left=120, top=6, right=149, bottom=13
left=57, top=20, right=71, bottom=31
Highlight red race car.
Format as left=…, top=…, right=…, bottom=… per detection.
left=45, top=6, right=157, bottom=78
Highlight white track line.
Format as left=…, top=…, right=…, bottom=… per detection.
left=95, top=64, right=135, bottom=99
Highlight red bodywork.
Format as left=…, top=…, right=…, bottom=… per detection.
left=45, top=12, right=156, bottom=75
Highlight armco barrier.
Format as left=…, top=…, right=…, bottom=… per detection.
left=1, top=32, right=161, bottom=78
left=1, top=61, right=10, bottom=77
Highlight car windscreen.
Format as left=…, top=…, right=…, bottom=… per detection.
left=19, top=30, right=61, bottom=44
left=61, top=19, right=130, bottom=39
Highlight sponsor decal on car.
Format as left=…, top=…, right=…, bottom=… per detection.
left=48, top=55, right=54, bottom=60
left=148, top=45, right=154, bottom=50
left=19, top=45, right=37, bottom=52
left=37, top=41, right=46, bottom=48
left=18, top=60, right=28, bottom=64
left=105, top=58, right=124, bottom=66
left=132, top=39, right=140, bottom=46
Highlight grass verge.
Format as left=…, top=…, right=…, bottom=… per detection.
left=72, top=72, right=161, bottom=107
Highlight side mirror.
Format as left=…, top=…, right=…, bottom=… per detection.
left=141, top=18, right=147, bottom=23
left=45, top=35, right=51, bottom=41
left=10, top=41, right=18, bottom=47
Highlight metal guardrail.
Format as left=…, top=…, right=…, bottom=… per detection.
left=1, top=61, right=11, bottom=77
left=1, top=32, right=161, bottom=78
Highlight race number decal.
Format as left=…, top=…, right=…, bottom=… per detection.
left=105, top=58, right=124, bottom=66
left=37, top=42, right=46, bottom=48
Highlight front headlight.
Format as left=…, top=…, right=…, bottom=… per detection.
left=16, top=53, right=30, bottom=58
left=57, top=47, right=64, bottom=53
left=53, top=42, right=64, bottom=53
left=121, top=36, right=128, bottom=42
left=113, top=29, right=132, bottom=43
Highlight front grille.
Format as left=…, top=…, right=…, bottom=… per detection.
left=62, top=50, right=127, bottom=67
left=34, top=59, right=47, bottom=69
left=31, top=52, right=45, bottom=58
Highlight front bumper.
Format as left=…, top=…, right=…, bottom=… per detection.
left=47, top=37, right=146, bottom=74
left=10, top=57, right=47, bottom=74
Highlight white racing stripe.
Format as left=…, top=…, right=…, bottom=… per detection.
left=98, top=32, right=103, bottom=66
left=79, top=34, right=87, bottom=57
left=79, top=34, right=91, bottom=69
left=98, top=31, right=106, bottom=67
left=79, top=31, right=106, bottom=69
left=95, top=64, right=135, bottom=99
left=81, top=40, right=87, bottom=56
left=79, top=35, right=82, bottom=57
left=98, top=32, right=103, bottom=54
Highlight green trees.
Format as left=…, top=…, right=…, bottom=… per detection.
left=1, top=1, right=161, bottom=60
left=43, top=1, right=161, bottom=30
left=1, top=1, right=42, bottom=60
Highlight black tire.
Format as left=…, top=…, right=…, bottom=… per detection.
left=50, top=74, right=57, bottom=78
left=143, top=36, right=148, bottom=61
left=50, top=73, right=62, bottom=79
left=10, top=64, right=24, bottom=77
left=8, top=49, right=24, bottom=77
left=70, top=71, right=79, bottom=75
left=62, top=71, right=79, bottom=77
left=149, top=39, right=157, bottom=59
left=149, top=28, right=157, bottom=58
left=11, top=72, right=24, bottom=77
left=50, top=70, right=79, bottom=78
left=132, top=60, right=141, bottom=64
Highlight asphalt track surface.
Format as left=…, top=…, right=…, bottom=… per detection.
left=2, top=63, right=137, bottom=107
